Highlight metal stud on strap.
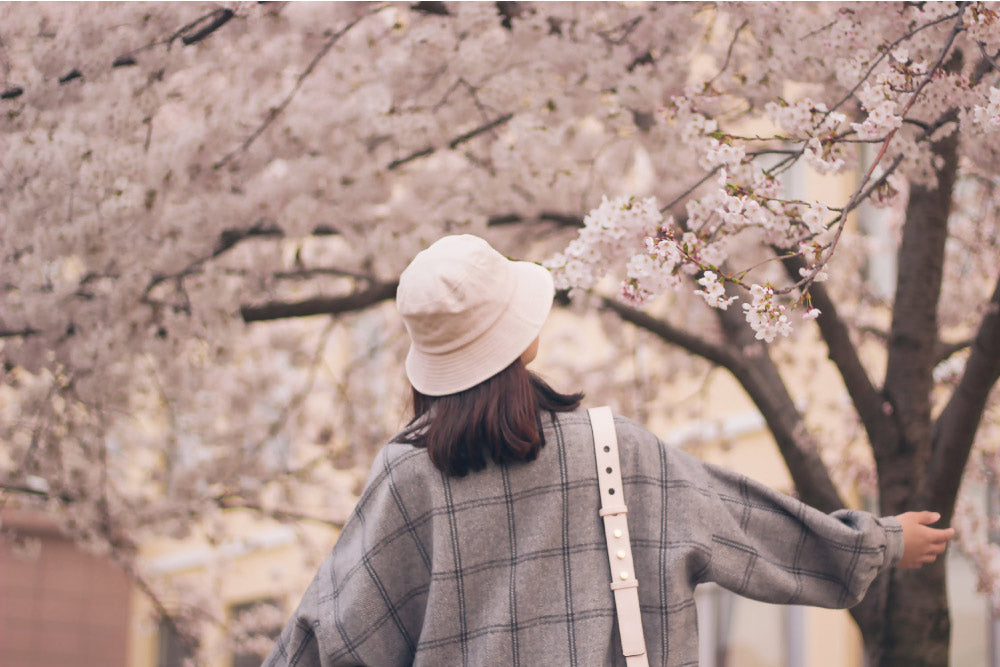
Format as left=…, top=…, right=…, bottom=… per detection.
left=589, top=406, right=649, bottom=667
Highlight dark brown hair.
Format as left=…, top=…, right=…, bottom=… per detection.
left=397, top=360, right=583, bottom=477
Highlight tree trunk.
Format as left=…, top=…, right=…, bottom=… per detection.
left=870, top=564, right=951, bottom=666
left=863, top=118, right=961, bottom=665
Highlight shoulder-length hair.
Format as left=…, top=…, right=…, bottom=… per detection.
left=397, top=360, right=583, bottom=477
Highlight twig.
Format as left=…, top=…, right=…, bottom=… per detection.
left=487, top=211, right=583, bottom=227
left=17, top=386, right=55, bottom=478
left=794, top=7, right=968, bottom=296
left=978, top=41, right=1000, bottom=74
left=215, top=497, right=345, bottom=528
left=432, top=77, right=496, bottom=126
left=143, top=221, right=283, bottom=299
left=449, top=112, right=513, bottom=149
left=661, top=8, right=967, bottom=302
left=176, top=8, right=234, bottom=46
left=659, top=165, right=723, bottom=214
left=597, top=16, right=644, bottom=47
left=704, top=20, right=749, bottom=89
left=824, top=6, right=964, bottom=120
left=220, top=318, right=337, bottom=483
left=273, top=267, right=382, bottom=282
left=387, top=113, right=514, bottom=170
left=129, top=568, right=200, bottom=656
left=214, top=7, right=385, bottom=169
left=801, top=18, right=838, bottom=41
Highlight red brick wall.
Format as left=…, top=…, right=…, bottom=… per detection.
left=0, top=510, right=131, bottom=667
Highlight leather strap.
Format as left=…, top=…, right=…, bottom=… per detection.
left=588, top=406, right=649, bottom=667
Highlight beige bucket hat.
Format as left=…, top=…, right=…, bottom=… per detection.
left=396, top=235, right=554, bottom=396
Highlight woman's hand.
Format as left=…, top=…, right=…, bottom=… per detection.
left=895, top=511, right=956, bottom=569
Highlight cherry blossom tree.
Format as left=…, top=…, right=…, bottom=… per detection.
left=1, top=2, right=999, bottom=664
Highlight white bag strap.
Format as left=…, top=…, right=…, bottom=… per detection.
left=588, top=406, right=649, bottom=667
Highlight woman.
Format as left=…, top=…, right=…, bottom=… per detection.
left=266, top=234, right=954, bottom=666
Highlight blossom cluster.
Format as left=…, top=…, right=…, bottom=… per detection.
left=694, top=271, right=738, bottom=310
left=765, top=98, right=849, bottom=174
left=546, top=195, right=664, bottom=297
left=972, top=87, right=1000, bottom=131
left=741, top=284, right=792, bottom=343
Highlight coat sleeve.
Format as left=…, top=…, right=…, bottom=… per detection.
left=264, top=446, right=431, bottom=667
left=672, top=448, right=903, bottom=608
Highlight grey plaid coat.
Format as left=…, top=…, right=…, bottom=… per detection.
left=266, top=408, right=903, bottom=666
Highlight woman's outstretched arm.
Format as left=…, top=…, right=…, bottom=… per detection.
left=668, top=447, right=953, bottom=608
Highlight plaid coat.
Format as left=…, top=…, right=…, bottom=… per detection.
left=266, top=408, right=903, bottom=666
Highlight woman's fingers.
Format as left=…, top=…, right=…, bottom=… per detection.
left=934, top=527, right=957, bottom=542
left=915, top=511, right=942, bottom=526
left=895, top=512, right=957, bottom=569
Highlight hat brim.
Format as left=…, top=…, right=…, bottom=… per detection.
left=405, top=260, right=554, bottom=396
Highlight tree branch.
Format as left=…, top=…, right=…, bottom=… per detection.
left=487, top=211, right=583, bottom=228
left=240, top=281, right=398, bottom=323
left=935, top=338, right=973, bottom=365
left=782, top=254, right=899, bottom=461
left=711, top=296, right=845, bottom=513
left=928, top=274, right=1000, bottom=519
left=222, top=319, right=336, bottom=482
left=791, top=12, right=966, bottom=303
left=176, top=8, right=234, bottom=46
left=387, top=112, right=514, bottom=170
left=0, top=481, right=59, bottom=500
left=976, top=41, right=1000, bottom=77
left=143, top=221, right=285, bottom=299
left=411, top=1, right=450, bottom=16
left=0, top=327, right=41, bottom=338
left=602, top=293, right=844, bottom=512
left=598, top=296, right=739, bottom=370
left=17, top=210, right=577, bottom=337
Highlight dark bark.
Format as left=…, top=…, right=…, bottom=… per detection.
left=599, top=297, right=740, bottom=370
left=487, top=211, right=583, bottom=228
left=177, top=8, right=234, bottom=46
left=880, top=64, right=962, bottom=513
left=0, top=327, right=41, bottom=338
left=879, top=134, right=959, bottom=499
left=873, top=109, right=961, bottom=667
left=928, top=275, right=1000, bottom=519
left=873, top=563, right=951, bottom=666
left=0, top=7, right=235, bottom=104
left=240, top=281, right=398, bottom=322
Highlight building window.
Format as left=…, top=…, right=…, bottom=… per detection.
left=230, top=597, right=284, bottom=667
left=156, top=617, right=193, bottom=667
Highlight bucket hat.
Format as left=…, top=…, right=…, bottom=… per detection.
left=396, top=235, right=554, bottom=396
